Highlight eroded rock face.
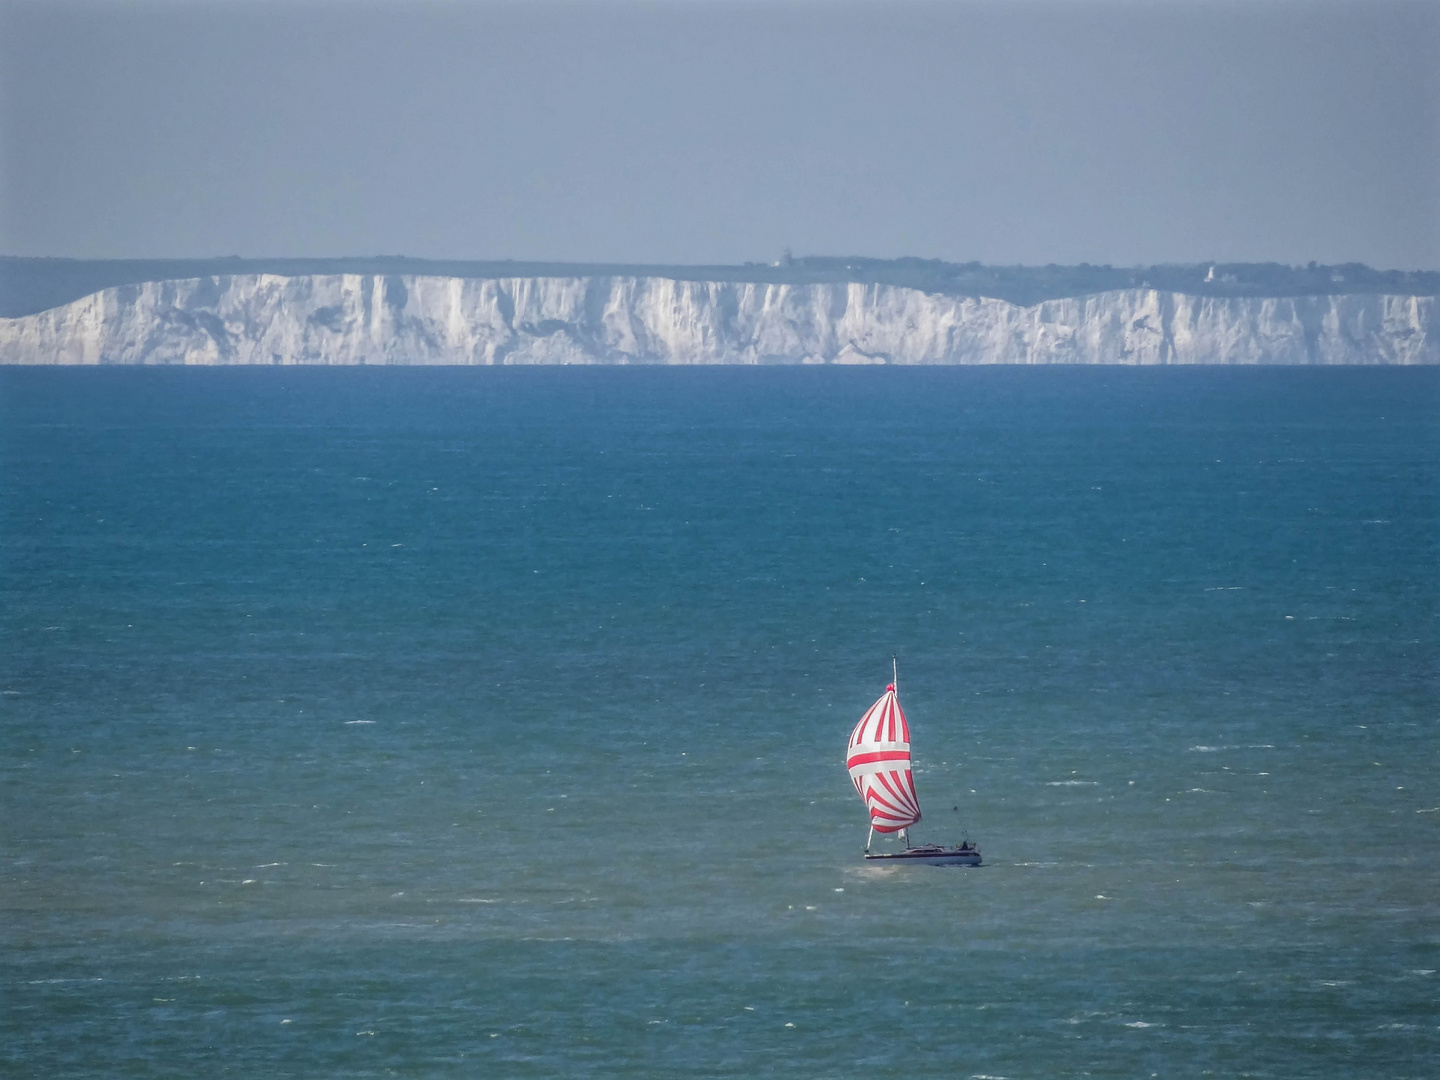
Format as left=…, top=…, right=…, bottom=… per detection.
left=0, top=274, right=1433, bottom=365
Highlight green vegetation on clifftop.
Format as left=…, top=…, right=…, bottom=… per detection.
left=1, top=254, right=1435, bottom=320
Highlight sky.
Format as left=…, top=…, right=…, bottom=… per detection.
left=0, top=0, right=1436, bottom=269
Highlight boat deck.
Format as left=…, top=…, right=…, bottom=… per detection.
left=864, top=844, right=982, bottom=866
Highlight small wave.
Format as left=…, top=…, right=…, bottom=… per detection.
left=1188, top=744, right=1274, bottom=753
left=1124, top=1021, right=1156, bottom=1029
left=344, top=720, right=375, bottom=725
left=1047, top=780, right=1098, bottom=786
left=455, top=898, right=501, bottom=904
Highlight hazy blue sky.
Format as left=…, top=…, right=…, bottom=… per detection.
left=1, top=0, right=1436, bottom=267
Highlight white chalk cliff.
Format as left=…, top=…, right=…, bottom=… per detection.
left=0, top=274, right=1433, bottom=365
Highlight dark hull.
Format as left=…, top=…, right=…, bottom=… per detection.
left=864, top=845, right=982, bottom=866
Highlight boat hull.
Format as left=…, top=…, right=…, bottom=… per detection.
left=864, top=846, right=981, bottom=867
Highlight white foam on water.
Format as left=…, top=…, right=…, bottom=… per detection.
left=1124, top=1021, right=1156, bottom=1028
left=1189, top=744, right=1275, bottom=753
left=1047, top=780, right=1097, bottom=786
left=344, top=720, right=375, bottom=725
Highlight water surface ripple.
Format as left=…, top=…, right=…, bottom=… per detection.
left=2, top=368, right=1437, bottom=1077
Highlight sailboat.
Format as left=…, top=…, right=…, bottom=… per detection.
left=846, top=659, right=982, bottom=866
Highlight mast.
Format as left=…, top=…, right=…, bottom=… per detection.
left=891, top=655, right=911, bottom=850
left=894, top=656, right=902, bottom=848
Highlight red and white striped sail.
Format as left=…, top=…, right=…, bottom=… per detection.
left=846, top=683, right=921, bottom=832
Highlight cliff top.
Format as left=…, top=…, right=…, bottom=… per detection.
left=1, top=254, right=1435, bottom=320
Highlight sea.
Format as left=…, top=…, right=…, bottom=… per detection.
left=2, top=366, right=1437, bottom=1078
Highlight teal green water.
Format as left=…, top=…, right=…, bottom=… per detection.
left=3, top=367, right=1437, bottom=1077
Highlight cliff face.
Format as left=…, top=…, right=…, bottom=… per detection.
left=0, top=274, right=1434, bottom=365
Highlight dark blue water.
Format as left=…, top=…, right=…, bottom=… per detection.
left=3, top=367, right=1438, bottom=1078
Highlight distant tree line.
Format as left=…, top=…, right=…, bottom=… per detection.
left=1, top=254, right=1435, bottom=319
left=765, top=256, right=1439, bottom=307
